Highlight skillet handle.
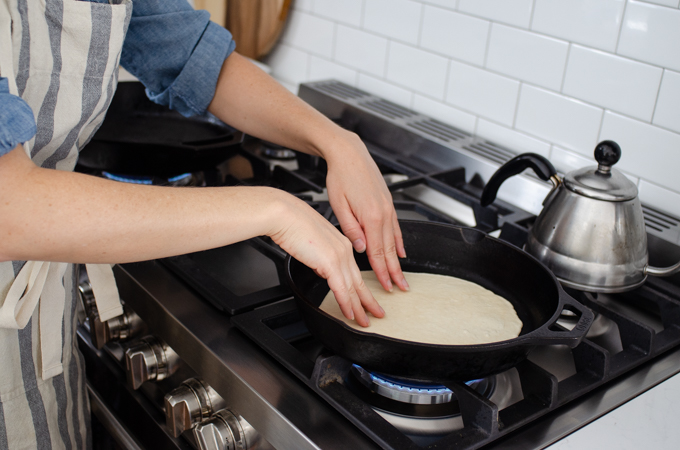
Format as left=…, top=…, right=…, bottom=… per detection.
left=523, top=290, right=594, bottom=347
left=480, top=153, right=557, bottom=207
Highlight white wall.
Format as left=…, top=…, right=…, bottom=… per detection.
left=263, top=0, right=680, bottom=219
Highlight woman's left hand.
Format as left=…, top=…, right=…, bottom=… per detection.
left=324, top=130, right=409, bottom=294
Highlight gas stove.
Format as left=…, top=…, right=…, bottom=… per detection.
left=78, top=80, right=680, bottom=450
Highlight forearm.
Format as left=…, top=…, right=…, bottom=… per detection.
left=208, top=52, right=353, bottom=162
left=0, top=146, right=283, bottom=263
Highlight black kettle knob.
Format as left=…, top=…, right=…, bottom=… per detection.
left=594, top=140, right=621, bottom=171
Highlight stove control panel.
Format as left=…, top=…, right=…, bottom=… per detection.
left=124, top=335, right=180, bottom=389
left=164, top=378, right=227, bottom=438
left=193, top=409, right=260, bottom=450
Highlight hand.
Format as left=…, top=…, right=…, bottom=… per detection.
left=268, top=190, right=385, bottom=327
left=324, top=131, right=409, bottom=293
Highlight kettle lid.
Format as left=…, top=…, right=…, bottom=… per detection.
left=563, top=141, right=638, bottom=202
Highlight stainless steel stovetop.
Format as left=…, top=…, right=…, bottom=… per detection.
left=78, top=80, right=680, bottom=450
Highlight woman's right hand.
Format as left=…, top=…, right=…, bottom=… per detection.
left=266, top=190, right=384, bottom=327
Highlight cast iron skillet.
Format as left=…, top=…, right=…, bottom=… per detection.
left=78, top=82, right=243, bottom=177
left=286, top=220, right=594, bottom=382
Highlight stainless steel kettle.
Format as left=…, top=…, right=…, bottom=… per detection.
left=480, top=140, right=680, bottom=293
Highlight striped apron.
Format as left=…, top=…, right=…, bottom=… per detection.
left=0, top=0, right=131, bottom=448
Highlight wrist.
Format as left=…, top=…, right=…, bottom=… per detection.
left=312, top=128, right=366, bottom=166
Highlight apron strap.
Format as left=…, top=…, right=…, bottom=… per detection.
left=85, top=264, right=123, bottom=321
left=0, top=262, right=123, bottom=380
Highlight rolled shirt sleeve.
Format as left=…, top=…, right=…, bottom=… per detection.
left=120, top=0, right=236, bottom=117
left=0, top=77, right=37, bottom=157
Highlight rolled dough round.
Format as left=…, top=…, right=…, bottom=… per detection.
left=319, top=271, right=523, bottom=345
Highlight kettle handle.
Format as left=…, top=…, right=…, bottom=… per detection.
left=480, top=153, right=558, bottom=207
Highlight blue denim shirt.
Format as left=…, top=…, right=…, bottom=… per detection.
left=0, top=0, right=236, bottom=157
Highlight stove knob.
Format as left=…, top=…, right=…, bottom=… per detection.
left=194, top=409, right=260, bottom=450
left=80, top=278, right=145, bottom=349
left=124, top=336, right=180, bottom=389
left=78, top=279, right=97, bottom=314
left=90, top=308, right=145, bottom=350
left=164, top=378, right=226, bottom=438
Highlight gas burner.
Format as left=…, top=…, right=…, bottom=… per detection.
left=348, top=365, right=519, bottom=445
left=262, top=145, right=297, bottom=160
left=102, top=171, right=194, bottom=186
left=347, top=364, right=501, bottom=424
left=351, top=364, right=491, bottom=406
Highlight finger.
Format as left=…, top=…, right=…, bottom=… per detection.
left=353, top=267, right=385, bottom=318
left=363, top=215, right=393, bottom=292
left=392, top=213, right=407, bottom=259
left=328, top=275, right=355, bottom=321
left=383, top=218, right=409, bottom=292
left=332, top=195, right=367, bottom=253
left=348, top=283, right=371, bottom=327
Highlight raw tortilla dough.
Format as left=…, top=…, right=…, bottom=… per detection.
left=319, top=271, right=523, bottom=345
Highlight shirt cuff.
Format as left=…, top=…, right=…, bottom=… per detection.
left=146, top=22, right=236, bottom=117
left=0, top=78, right=37, bottom=157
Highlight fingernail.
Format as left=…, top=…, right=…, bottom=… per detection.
left=352, top=239, right=366, bottom=253
left=387, top=280, right=393, bottom=292
left=379, top=305, right=385, bottom=315
left=350, top=309, right=354, bottom=320
left=402, top=278, right=410, bottom=291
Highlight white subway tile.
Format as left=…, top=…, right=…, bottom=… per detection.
left=458, top=0, right=534, bottom=29
left=638, top=180, right=680, bottom=220
left=653, top=70, right=680, bottom=133
left=386, top=42, right=448, bottom=99
left=486, top=24, right=568, bottom=91
left=357, top=74, right=414, bottom=107
left=292, top=0, right=314, bottom=12
left=640, top=0, right=680, bottom=8
left=334, top=25, right=388, bottom=77
left=477, top=119, right=551, bottom=158
left=532, top=0, right=625, bottom=53
left=600, top=111, right=680, bottom=192
left=309, top=56, right=358, bottom=85
left=265, top=44, right=309, bottom=85
left=563, top=45, right=663, bottom=122
left=413, top=94, right=477, bottom=134
left=363, top=0, right=422, bottom=45
left=550, top=146, right=596, bottom=174
left=422, top=0, right=458, bottom=9
left=312, top=0, right=363, bottom=27
left=618, top=1, right=680, bottom=72
left=280, top=12, right=334, bottom=57
left=445, top=60, right=520, bottom=126
left=420, top=6, right=490, bottom=66
left=515, top=85, right=604, bottom=154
